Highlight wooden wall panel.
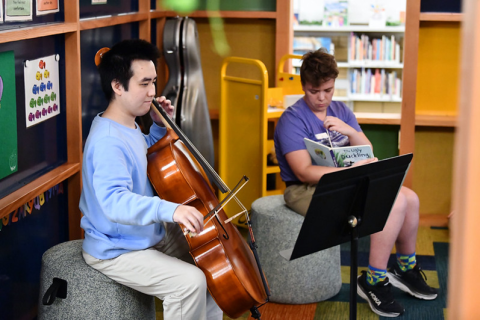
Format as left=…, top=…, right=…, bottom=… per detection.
left=412, top=127, right=454, bottom=216
left=416, top=22, right=460, bottom=116
left=196, top=18, right=276, bottom=111
left=448, top=0, right=480, bottom=317
left=400, top=0, right=421, bottom=187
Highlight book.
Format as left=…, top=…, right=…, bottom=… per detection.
left=323, top=0, right=348, bottom=27
left=304, top=138, right=374, bottom=167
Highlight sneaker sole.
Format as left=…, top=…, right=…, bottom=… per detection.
left=357, top=281, right=402, bottom=318
left=387, top=272, right=438, bottom=300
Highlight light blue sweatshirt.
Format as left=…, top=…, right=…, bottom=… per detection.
left=80, top=114, right=179, bottom=259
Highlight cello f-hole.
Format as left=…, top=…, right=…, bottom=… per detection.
left=215, top=215, right=229, bottom=240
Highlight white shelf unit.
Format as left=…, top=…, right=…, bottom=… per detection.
left=293, top=24, right=405, bottom=110
left=293, top=25, right=405, bottom=33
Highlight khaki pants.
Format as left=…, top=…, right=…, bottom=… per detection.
left=283, top=184, right=317, bottom=216
left=83, top=223, right=223, bottom=320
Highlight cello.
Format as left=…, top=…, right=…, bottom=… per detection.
left=147, top=99, right=269, bottom=319
left=94, top=48, right=269, bottom=319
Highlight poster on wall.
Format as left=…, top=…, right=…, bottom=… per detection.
left=24, top=54, right=60, bottom=127
left=36, top=0, right=59, bottom=16
left=5, top=0, right=33, bottom=22
left=0, top=51, right=18, bottom=180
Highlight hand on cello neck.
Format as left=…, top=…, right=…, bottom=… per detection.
left=150, top=96, right=173, bottom=126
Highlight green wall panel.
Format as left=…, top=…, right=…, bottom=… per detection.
left=362, top=124, right=400, bottom=160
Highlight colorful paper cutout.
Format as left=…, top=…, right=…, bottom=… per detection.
left=24, top=54, right=61, bottom=127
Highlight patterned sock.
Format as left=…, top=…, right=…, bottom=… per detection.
left=396, top=252, right=417, bottom=272
left=366, top=265, right=387, bottom=286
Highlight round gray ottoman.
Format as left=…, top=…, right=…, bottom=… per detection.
left=38, top=240, right=155, bottom=320
left=251, top=195, right=342, bottom=304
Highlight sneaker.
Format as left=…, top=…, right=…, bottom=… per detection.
left=387, top=263, right=439, bottom=300
left=357, top=271, right=405, bottom=317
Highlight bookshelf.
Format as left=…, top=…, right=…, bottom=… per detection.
left=419, top=12, right=462, bottom=21
left=293, top=24, right=405, bottom=111
left=293, top=25, right=406, bottom=32
left=290, top=1, right=458, bottom=223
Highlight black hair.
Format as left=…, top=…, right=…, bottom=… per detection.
left=97, top=39, right=161, bottom=102
left=300, top=48, right=339, bottom=87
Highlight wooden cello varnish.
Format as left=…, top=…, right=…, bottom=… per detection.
left=147, top=100, right=269, bottom=319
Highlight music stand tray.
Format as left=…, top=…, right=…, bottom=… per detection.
left=280, top=154, right=413, bottom=320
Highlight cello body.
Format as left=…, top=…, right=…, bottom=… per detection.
left=147, top=128, right=268, bottom=319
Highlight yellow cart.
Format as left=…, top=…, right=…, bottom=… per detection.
left=219, top=55, right=303, bottom=226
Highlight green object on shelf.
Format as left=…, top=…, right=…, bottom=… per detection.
left=299, top=20, right=323, bottom=26
left=386, top=21, right=402, bottom=26
left=162, top=0, right=199, bottom=13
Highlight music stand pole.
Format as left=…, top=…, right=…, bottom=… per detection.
left=348, top=216, right=359, bottom=320
left=283, top=154, right=413, bottom=320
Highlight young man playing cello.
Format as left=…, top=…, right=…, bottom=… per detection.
left=80, top=39, right=223, bottom=320
left=274, top=48, right=438, bottom=317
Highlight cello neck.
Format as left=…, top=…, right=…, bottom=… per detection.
left=150, top=99, right=228, bottom=193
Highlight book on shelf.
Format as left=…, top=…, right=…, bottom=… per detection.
left=293, top=36, right=335, bottom=55
left=293, top=36, right=335, bottom=69
left=304, top=138, right=374, bottom=167
left=323, top=0, right=349, bottom=27
left=349, top=33, right=401, bottom=63
left=350, top=68, right=401, bottom=98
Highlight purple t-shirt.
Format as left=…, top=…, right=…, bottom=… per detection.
left=274, top=98, right=362, bottom=182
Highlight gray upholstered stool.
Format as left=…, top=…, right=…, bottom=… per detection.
left=38, top=240, right=155, bottom=320
left=251, top=195, right=342, bottom=304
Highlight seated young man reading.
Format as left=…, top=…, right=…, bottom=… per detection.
left=274, top=48, right=438, bottom=317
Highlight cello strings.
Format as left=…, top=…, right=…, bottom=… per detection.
left=203, top=178, right=249, bottom=227
left=151, top=99, right=250, bottom=221
left=202, top=175, right=247, bottom=222
left=224, top=209, right=248, bottom=225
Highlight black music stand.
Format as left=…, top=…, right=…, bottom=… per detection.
left=280, top=154, right=413, bottom=320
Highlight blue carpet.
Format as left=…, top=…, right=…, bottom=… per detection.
left=321, top=227, right=449, bottom=319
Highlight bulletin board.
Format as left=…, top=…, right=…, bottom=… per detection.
left=0, top=0, right=63, bottom=31
left=0, top=2, right=155, bottom=320
left=0, top=36, right=67, bottom=200
left=0, top=2, right=69, bottom=320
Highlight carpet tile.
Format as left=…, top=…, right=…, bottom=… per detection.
left=155, top=226, right=448, bottom=319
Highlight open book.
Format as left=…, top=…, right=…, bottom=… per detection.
left=304, top=137, right=374, bottom=167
